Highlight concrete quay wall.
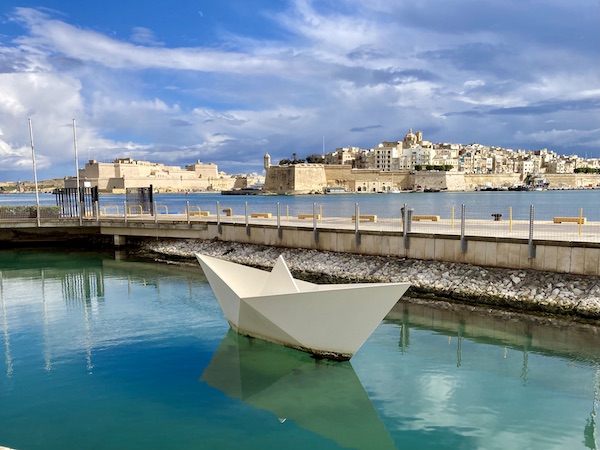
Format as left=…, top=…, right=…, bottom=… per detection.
left=103, top=221, right=600, bottom=276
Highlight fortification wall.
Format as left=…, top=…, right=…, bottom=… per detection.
left=293, top=165, right=327, bottom=193
left=413, top=172, right=468, bottom=191
left=323, top=166, right=411, bottom=192
left=463, top=174, right=522, bottom=189
left=264, top=165, right=326, bottom=194
left=545, top=174, right=600, bottom=188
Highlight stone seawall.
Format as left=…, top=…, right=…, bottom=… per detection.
left=137, top=238, right=600, bottom=322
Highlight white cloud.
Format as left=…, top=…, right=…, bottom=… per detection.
left=130, top=27, right=164, bottom=46
left=12, top=8, right=286, bottom=74
left=0, top=1, right=597, bottom=180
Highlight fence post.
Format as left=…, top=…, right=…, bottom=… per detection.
left=451, top=205, right=455, bottom=230
left=186, top=200, right=190, bottom=225
left=94, top=200, right=100, bottom=223
left=124, top=201, right=128, bottom=223
left=154, top=201, right=158, bottom=226
left=245, top=201, right=250, bottom=236
left=528, top=205, right=536, bottom=258
left=578, top=208, right=583, bottom=236
left=313, top=202, right=318, bottom=242
left=509, top=206, right=513, bottom=233
left=355, top=203, right=361, bottom=245
left=216, top=201, right=221, bottom=234
left=276, top=202, right=281, bottom=238
left=460, top=204, right=467, bottom=253
left=402, top=203, right=409, bottom=250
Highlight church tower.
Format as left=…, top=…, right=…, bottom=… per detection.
left=264, top=153, right=271, bottom=170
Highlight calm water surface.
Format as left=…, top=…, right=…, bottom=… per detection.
left=4, top=189, right=600, bottom=220
left=0, top=249, right=599, bottom=449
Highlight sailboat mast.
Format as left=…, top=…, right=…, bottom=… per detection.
left=28, top=119, right=41, bottom=227
left=73, top=119, right=82, bottom=224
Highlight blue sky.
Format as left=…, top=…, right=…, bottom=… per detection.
left=0, top=0, right=599, bottom=181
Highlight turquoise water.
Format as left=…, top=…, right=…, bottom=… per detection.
left=0, top=249, right=599, bottom=449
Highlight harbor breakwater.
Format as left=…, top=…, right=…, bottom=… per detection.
left=138, top=238, right=600, bottom=322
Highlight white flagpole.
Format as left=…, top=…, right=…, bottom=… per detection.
left=28, top=119, right=41, bottom=227
left=72, top=119, right=82, bottom=225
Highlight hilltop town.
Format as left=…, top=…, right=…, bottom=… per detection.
left=323, top=129, right=597, bottom=175
left=263, top=129, right=600, bottom=194
left=1, top=129, right=598, bottom=194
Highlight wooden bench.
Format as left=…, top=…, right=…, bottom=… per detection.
left=250, top=212, right=272, bottom=218
left=189, top=211, right=210, bottom=216
left=298, top=214, right=321, bottom=220
left=352, top=215, right=377, bottom=222
left=413, top=215, right=440, bottom=222
left=553, top=217, right=586, bottom=224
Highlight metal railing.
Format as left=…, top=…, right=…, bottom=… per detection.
left=2, top=200, right=599, bottom=244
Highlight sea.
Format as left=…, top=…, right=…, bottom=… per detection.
left=0, top=249, right=598, bottom=450
left=0, top=191, right=599, bottom=449
left=2, top=189, right=600, bottom=221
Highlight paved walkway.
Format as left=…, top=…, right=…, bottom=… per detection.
left=2, top=212, right=599, bottom=244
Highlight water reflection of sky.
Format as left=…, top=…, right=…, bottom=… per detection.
left=355, top=304, right=600, bottom=450
left=0, top=250, right=598, bottom=450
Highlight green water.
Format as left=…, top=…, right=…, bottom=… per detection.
left=0, top=249, right=598, bottom=449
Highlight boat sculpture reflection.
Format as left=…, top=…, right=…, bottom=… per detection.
left=201, top=330, right=396, bottom=449
left=196, top=253, right=410, bottom=360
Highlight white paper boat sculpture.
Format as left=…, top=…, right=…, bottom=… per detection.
left=195, top=253, right=410, bottom=361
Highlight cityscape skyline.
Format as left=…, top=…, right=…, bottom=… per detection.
left=0, top=1, right=599, bottom=182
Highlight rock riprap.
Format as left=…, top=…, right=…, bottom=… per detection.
left=139, top=239, right=600, bottom=321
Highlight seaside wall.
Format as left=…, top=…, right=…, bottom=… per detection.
left=413, top=172, right=467, bottom=191
left=545, top=173, right=600, bottom=189
left=264, top=164, right=327, bottom=194
left=463, top=174, right=522, bottom=189
left=101, top=221, right=600, bottom=276
left=323, top=166, right=412, bottom=191
left=267, top=166, right=600, bottom=193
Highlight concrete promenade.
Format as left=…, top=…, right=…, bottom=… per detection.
left=102, top=212, right=600, bottom=276
left=1, top=211, right=599, bottom=276
left=2, top=213, right=600, bottom=320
